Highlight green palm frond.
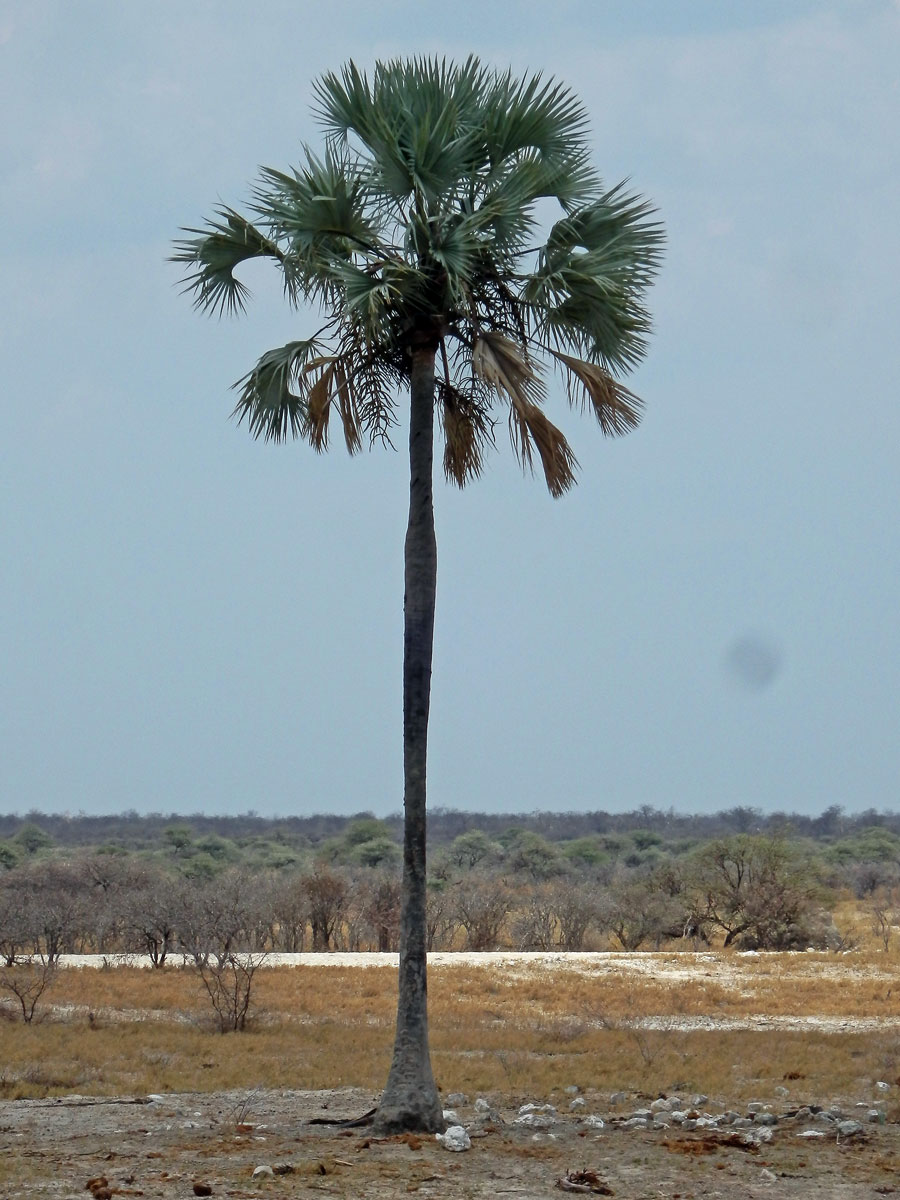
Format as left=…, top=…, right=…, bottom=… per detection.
left=483, top=69, right=590, bottom=165
left=231, top=339, right=323, bottom=442
left=172, top=208, right=287, bottom=316
left=525, top=184, right=663, bottom=369
left=254, top=154, right=378, bottom=257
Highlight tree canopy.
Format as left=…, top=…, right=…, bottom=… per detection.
left=173, top=56, right=663, bottom=496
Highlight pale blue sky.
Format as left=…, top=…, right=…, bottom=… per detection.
left=1, top=1, right=898, bottom=818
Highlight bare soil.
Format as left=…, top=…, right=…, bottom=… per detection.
left=2, top=1085, right=898, bottom=1199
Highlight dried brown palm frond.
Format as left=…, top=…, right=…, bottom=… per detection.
left=305, top=360, right=336, bottom=451
left=440, top=385, right=494, bottom=487
left=508, top=398, right=578, bottom=498
left=550, top=350, right=644, bottom=436
left=471, top=330, right=539, bottom=411
left=332, top=360, right=363, bottom=454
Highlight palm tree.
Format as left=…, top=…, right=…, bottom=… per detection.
left=173, top=56, right=662, bottom=1132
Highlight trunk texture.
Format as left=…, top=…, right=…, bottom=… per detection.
left=374, top=345, right=444, bottom=1134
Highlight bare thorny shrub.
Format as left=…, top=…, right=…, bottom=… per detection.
left=195, top=952, right=268, bottom=1033
left=0, top=957, right=57, bottom=1024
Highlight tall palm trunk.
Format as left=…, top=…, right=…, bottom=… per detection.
left=374, top=343, right=444, bottom=1134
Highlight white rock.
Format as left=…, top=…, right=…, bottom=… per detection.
left=442, top=1109, right=461, bottom=1124
left=436, top=1125, right=471, bottom=1152
left=876, top=1081, right=891, bottom=1091
left=252, top=1165, right=275, bottom=1179
left=474, top=1097, right=491, bottom=1113
left=514, top=1112, right=556, bottom=1128
left=760, top=1167, right=777, bottom=1182
left=581, top=1114, right=605, bottom=1129
left=569, top=1097, right=586, bottom=1110
left=798, top=1130, right=826, bottom=1139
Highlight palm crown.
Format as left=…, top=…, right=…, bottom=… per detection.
left=174, top=56, right=663, bottom=497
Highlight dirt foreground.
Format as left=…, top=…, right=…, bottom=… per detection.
left=2, top=1085, right=898, bottom=1200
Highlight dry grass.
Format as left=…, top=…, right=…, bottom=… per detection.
left=1, top=951, right=898, bottom=1108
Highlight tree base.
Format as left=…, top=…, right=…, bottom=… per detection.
left=373, top=1087, right=445, bottom=1135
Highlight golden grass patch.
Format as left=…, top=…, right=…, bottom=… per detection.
left=1, top=953, right=898, bottom=1105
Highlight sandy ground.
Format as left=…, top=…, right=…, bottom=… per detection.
left=2, top=1085, right=899, bottom=1199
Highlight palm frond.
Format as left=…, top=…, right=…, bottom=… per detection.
left=508, top=400, right=578, bottom=497
left=471, top=330, right=542, bottom=411
left=525, top=184, right=663, bottom=370
left=440, top=384, right=494, bottom=487
left=550, top=350, right=644, bottom=436
left=172, top=208, right=286, bottom=316
left=483, top=70, right=590, bottom=167
left=231, top=339, right=323, bottom=442
left=254, top=153, right=378, bottom=255
left=471, top=331, right=576, bottom=496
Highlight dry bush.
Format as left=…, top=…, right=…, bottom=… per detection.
left=0, top=957, right=57, bottom=1023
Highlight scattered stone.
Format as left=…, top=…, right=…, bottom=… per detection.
left=251, top=1165, right=275, bottom=1179
left=798, top=1130, right=826, bottom=1140
left=620, top=1117, right=649, bottom=1130
left=867, top=1110, right=884, bottom=1124
left=474, top=1097, right=491, bottom=1113
left=444, top=1092, right=467, bottom=1106
left=747, top=1102, right=764, bottom=1113
left=436, top=1125, right=471, bottom=1152
left=875, top=1081, right=891, bottom=1091
left=514, top=1112, right=556, bottom=1128
left=650, top=1097, right=672, bottom=1113
left=609, top=1091, right=627, bottom=1105
left=760, top=1167, right=777, bottom=1182
left=837, top=1120, right=864, bottom=1138
left=273, top=1163, right=296, bottom=1175
left=754, top=1112, right=778, bottom=1126
left=754, top=1128, right=774, bottom=1144
left=732, top=1117, right=753, bottom=1129
left=581, top=1114, right=605, bottom=1129
left=774, top=1085, right=789, bottom=1097
left=442, top=1109, right=461, bottom=1125
left=691, top=1094, right=708, bottom=1107
left=564, top=1085, right=580, bottom=1095
left=569, top=1097, right=586, bottom=1110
